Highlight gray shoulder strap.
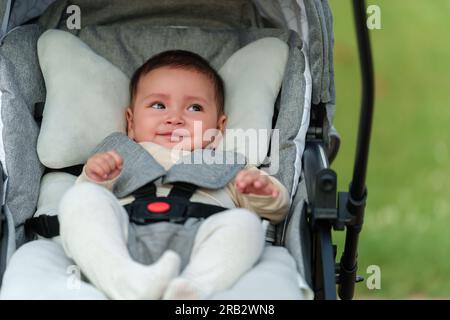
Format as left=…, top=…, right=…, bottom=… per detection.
left=163, top=149, right=246, bottom=189
left=92, top=132, right=166, bottom=197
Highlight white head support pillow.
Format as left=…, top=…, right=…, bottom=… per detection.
left=37, top=30, right=288, bottom=168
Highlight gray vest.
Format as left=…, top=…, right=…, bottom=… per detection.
left=92, top=132, right=247, bottom=197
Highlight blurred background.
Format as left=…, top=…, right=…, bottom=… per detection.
left=329, top=0, right=450, bottom=298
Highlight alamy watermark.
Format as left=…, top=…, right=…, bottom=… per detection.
left=66, top=265, right=82, bottom=290
left=167, top=121, right=280, bottom=175
left=66, top=5, right=81, bottom=30
left=367, top=5, right=381, bottom=30
left=366, top=265, right=381, bottom=290
left=66, top=4, right=381, bottom=31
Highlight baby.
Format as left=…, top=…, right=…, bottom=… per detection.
left=58, top=50, right=289, bottom=300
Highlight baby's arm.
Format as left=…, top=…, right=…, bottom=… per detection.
left=226, top=167, right=290, bottom=224
left=75, top=150, right=123, bottom=191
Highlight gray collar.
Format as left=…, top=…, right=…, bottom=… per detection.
left=92, top=132, right=246, bottom=197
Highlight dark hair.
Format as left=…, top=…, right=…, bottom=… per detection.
left=129, top=50, right=225, bottom=115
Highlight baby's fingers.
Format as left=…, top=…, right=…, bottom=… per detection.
left=99, top=152, right=120, bottom=172
left=107, top=150, right=123, bottom=169
left=269, top=185, right=280, bottom=198
left=252, top=176, right=269, bottom=189
left=253, top=182, right=279, bottom=197
left=85, top=162, right=108, bottom=182
left=235, top=171, right=257, bottom=191
left=93, top=157, right=114, bottom=178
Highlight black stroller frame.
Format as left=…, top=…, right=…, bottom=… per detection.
left=305, top=0, right=374, bottom=299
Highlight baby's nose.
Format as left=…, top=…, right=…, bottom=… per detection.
left=165, top=114, right=184, bottom=125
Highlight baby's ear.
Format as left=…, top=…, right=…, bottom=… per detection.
left=217, top=114, right=227, bottom=133
left=125, top=107, right=135, bottom=139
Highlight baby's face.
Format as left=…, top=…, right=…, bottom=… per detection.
left=127, top=67, right=226, bottom=150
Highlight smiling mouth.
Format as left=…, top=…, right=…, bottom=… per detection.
left=157, top=132, right=185, bottom=141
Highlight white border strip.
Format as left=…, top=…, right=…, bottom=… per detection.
left=297, top=0, right=310, bottom=48
left=4, top=203, right=16, bottom=263
left=0, top=84, right=14, bottom=264
left=289, top=0, right=312, bottom=200
left=1, top=0, right=13, bottom=38
left=0, top=89, right=6, bottom=178
left=290, top=54, right=311, bottom=201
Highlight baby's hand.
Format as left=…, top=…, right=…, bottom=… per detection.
left=235, top=169, right=279, bottom=198
left=85, top=150, right=123, bottom=182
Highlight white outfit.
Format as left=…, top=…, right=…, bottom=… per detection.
left=58, top=142, right=290, bottom=300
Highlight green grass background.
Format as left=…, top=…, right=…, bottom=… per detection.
left=328, top=0, right=450, bottom=298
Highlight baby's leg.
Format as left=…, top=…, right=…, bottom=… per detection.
left=163, top=208, right=264, bottom=299
left=59, top=182, right=180, bottom=299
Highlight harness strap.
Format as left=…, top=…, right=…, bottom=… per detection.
left=25, top=182, right=226, bottom=238
left=24, top=215, right=59, bottom=239
left=168, top=182, right=197, bottom=199
left=125, top=182, right=226, bottom=225
left=132, top=182, right=157, bottom=199
left=124, top=196, right=226, bottom=225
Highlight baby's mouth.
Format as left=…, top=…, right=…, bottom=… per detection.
left=157, top=132, right=185, bottom=141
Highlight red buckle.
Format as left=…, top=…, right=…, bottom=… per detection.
left=147, top=202, right=170, bottom=214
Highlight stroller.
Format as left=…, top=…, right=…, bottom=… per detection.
left=0, top=0, right=374, bottom=300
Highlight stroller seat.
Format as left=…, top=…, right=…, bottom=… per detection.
left=2, top=174, right=310, bottom=299
left=2, top=170, right=310, bottom=299
left=0, top=0, right=339, bottom=300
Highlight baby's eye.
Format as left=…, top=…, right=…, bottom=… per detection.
left=188, top=104, right=203, bottom=112
left=150, top=102, right=165, bottom=109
